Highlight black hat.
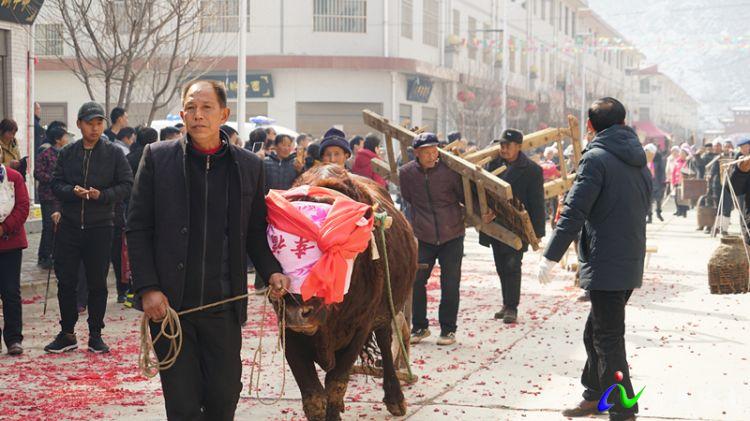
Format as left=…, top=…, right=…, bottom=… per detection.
left=412, top=132, right=440, bottom=149
left=496, top=129, right=524, bottom=144
left=320, top=127, right=351, bottom=156
left=77, top=102, right=107, bottom=122
left=447, top=131, right=462, bottom=142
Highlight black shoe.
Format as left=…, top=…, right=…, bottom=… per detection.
left=7, top=342, right=23, bottom=355
left=503, top=308, right=518, bottom=324
left=44, top=332, right=78, bottom=354
left=117, top=293, right=126, bottom=304
left=88, top=335, right=110, bottom=354
left=656, top=211, right=664, bottom=222
left=646, top=215, right=652, bottom=224
left=494, top=306, right=508, bottom=320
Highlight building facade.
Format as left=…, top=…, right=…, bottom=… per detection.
left=34, top=0, right=689, bottom=146
left=0, top=4, right=38, bottom=199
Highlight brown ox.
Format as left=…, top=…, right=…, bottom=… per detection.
left=273, top=165, right=417, bottom=421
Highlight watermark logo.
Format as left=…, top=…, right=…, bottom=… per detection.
left=598, top=371, right=645, bottom=412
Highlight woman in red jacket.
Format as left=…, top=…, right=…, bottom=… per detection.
left=0, top=149, right=29, bottom=355
left=351, top=134, right=387, bottom=188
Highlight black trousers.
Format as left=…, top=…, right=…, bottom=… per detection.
left=412, top=236, right=464, bottom=334
left=54, top=223, right=113, bottom=335
left=491, top=245, right=524, bottom=310
left=581, top=290, right=638, bottom=421
left=38, top=200, right=56, bottom=262
left=111, top=226, right=127, bottom=295
left=0, top=249, right=23, bottom=347
left=151, top=310, right=242, bottom=421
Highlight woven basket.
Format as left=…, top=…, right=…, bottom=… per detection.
left=708, top=236, right=749, bottom=294
left=696, top=196, right=716, bottom=228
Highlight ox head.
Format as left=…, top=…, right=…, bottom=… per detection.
left=273, top=295, right=327, bottom=336
left=271, top=165, right=379, bottom=335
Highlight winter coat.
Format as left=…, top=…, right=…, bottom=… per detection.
left=671, top=158, right=687, bottom=187
left=351, top=148, right=387, bottom=187
left=52, top=137, right=133, bottom=229
left=34, top=146, right=62, bottom=204
left=399, top=158, right=464, bottom=245
left=126, top=136, right=283, bottom=324
left=263, top=152, right=299, bottom=192
left=651, top=151, right=666, bottom=197
left=730, top=160, right=750, bottom=224
left=479, top=151, right=546, bottom=253
left=0, top=166, right=29, bottom=252
left=544, top=125, right=652, bottom=291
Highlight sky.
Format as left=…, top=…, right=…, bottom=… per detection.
left=587, top=0, right=750, bottom=129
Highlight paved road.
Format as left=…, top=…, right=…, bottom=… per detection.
left=1, top=204, right=748, bottom=420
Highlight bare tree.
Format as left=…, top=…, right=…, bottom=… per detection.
left=42, top=0, right=224, bottom=124
left=445, top=69, right=507, bottom=147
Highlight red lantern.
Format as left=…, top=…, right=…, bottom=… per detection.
left=525, top=103, right=538, bottom=113
left=508, top=99, right=519, bottom=110
left=465, top=91, right=476, bottom=102
left=537, top=122, right=549, bottom=130
left=457, top=90, right=467, bottom=102
left=490, top=95, right=502, bottom=108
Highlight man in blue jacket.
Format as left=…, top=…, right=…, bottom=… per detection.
left=539, top=98, right=650, bottom=421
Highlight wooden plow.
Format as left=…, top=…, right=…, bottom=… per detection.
left=363, top=109, right=582, bottom=252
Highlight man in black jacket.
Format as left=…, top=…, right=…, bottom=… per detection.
left=127, top=79, right=289, bottom=420
left=540, top=98, right=650, bottom=421
left=480, top=129, right=546, bottom=324
left=44, top=102, right=133, bottom=354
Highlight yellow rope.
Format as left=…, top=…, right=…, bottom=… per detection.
left=138, top=289, right=289, bottom=402
left=248, top=290, right=287, bottom=405
left=138, top=293, right=252, bottom=378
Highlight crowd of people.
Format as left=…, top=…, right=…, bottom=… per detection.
left=3, top=82, right=747, bottom=421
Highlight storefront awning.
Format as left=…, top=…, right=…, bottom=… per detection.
left=632, top=121, right=670, bottom=140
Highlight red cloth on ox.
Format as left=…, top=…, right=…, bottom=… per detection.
left=265, top=185, right=374, bottom=304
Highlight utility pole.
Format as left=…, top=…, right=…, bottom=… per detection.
left=237, top=0, right=248, bottom=141
left=501, top=0, right=508, bottom=130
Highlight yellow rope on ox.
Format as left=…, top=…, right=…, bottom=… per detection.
left=248, top=289, right=287, bottom=405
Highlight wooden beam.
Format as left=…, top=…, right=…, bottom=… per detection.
left=476, top=179, right=489, bottom=215
left=371, top=158, right=394, bottom=185
left=544, top=177, right=575, bottom=199
left=462, top=144, right=501, bottom=163
left=438, top=149, right=513, bottom=201
left=475, top=155, right=494, bottom=169
left=462, top=177, right=474, bottom=217
left=491, top=165, right=507, bottom=176
left=520, top=128, right=562, bottom=152
left=384, top=133, right=398, bottom=182
left=567, top=115, right=582, bottom=170
left=466, top=214, right=523, bottom=250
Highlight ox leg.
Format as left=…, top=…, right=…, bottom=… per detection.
left=374, top=324, right=407, bottom=416
left=285, top=331, right=326, bottom=421
left=323, top=331, right=371, bottom=421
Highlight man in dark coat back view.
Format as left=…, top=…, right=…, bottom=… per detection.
left=479, top=129, right=545, bottom=324
left=539, top=98, right=650, bottom=421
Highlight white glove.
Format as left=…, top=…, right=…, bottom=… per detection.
left=537, top=257, right=558, bottom=285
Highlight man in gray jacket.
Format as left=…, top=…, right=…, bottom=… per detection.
left=539, top=98, right=650, bottom=421
left=399, top=133, right=465, bottom=346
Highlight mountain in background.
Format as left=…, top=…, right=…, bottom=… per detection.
left=588, top=0, right=750, bottom=130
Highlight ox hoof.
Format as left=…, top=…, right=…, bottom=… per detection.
left=302, top=395, right=327, bottom=421
left=385, top=399, right=407, bottom=416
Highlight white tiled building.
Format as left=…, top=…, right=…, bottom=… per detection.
left=0, top=7, right=37, bottom=198
left=34, top=0, right=680, bottom=145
